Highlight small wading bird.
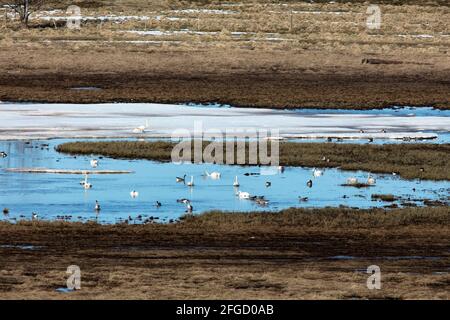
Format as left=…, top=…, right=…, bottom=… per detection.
left=176, top=174, right=186, bottom=183
left=94, top=200, right=101, bottom=212
left=90, top=159, right=99, bottom=168
left=233, top=176, right=240, bottom=187
left=130, top=190, right=139, bottom=198
left=0, top=151, right=7, bottom=158
left=187, top=176, right=194, bottom=187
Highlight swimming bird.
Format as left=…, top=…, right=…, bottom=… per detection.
left=233, top=176, right=240, bottom=187
left=177, top=198, right=190, bottom=204
left=187, top=176, right=194, bottom=187
left=312, top=168, right=323, bottom=177
left=255, top=198, right=269, bottom=206
left=367, top=174, right=376, bottom=185
left=32, top=212, right=38, bottom=220
left=2, top=208, right=9, bottom=215
left=278, top=166, right=285, bottom=173
left=306, top=180, right=313, bottom=188
left=237, top=191, right=250, bottom=199
left=94, top=200, right=101, bottom=212
left=90, top=159, right=99, bottom=168
left=176, top=174, right=186, bottom=183
left=298, top=196, right=309, bottom=202
left=83, top=174, right=92, bottom=189
left=346, top=177, right=358, bottom=185
left=130, top=190, right=139, bottom=198
left=0, top=151, right=7, bottom=158
left=265, top=181, right=271, bottom=187
left=205, top=171, right=221, bottom=179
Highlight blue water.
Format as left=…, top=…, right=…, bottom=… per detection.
left=0, top=139, right=448, bottom=224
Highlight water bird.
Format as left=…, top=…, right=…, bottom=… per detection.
left=185, top=203, right=194, bottom=214
left=359, top=129, right=365, bottom=133
left=82, top=174, right=92, bottom=189
left=187, top=176, right=194, bottom=187
left=381, top=129, right=387, bottom=133
left=94, top=200, right=101, bottom=212
left=306, top=180, right=313, bottom=188
left=90, top=159, right=99, bottom=168
left=130, top=190, right=139, bottom=198
left=255, top=198, right=269, bottom=206
left=205, top=171, right=221, bottom=179
left=132, top=119, right=149, bottom=133
left=278, top=166, right=285, bottom=173
left=177, top=198, right=190, bottom=204
left=237, top=191, right=250, bottom=199
left=176, top=174, right=186, bottom=183
left=155, top=201, right=162, bottom=207
left=233, top=176, right=240, bottom=187
left=3, top=208, right=9, bottom=215
left=32, top=212, right=38, bottom=220
left=298, top=197, right=309, bottom=202
left=367, top=174, right=376, bottom=185
left=368, top=137, right=374, bottom=143
left=312, top=168, right=323, bottom=177
left=0, top=151, right=7, bottom=158
left=265, top=181, right=271, bottom=187
left=346, top=177, right=359, bottom=185
left=326, top=137, right=332, bottom=142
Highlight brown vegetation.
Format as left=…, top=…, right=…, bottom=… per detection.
left=0, top=1, right=448, bottom=108
left=0, top=207, right=448, bottom=299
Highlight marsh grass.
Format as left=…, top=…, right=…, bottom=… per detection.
left=56, top=141, right=450, bottom=180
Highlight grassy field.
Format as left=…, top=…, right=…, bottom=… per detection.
left=0, top=207, right=448, bottom=299
left=56, top=141, right=450, bottom=180
left=0, top=0, right=448, bottom=108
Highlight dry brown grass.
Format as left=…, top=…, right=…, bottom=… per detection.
left=0, top=207, right=449, bottom=299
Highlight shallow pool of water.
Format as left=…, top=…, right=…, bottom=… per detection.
left=0, top=139, right=448, bottom=224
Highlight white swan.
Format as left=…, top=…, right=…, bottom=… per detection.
left=312, top=168, right=323, bottom=177
left=82, top=174, right=92, bottom=189
left=187, top=176, right=194, bottom=187
left=237, top=191, right=250, bottom=199
left=132, top=119, right=149, bottom=133
left=347, top=177, right=359, bottom=185
left=130, top=190, right=139, bottom=198
left=367, top=174, right=376, bottom=185
left=90, top=159, right=99, bottom=168
left=205, top=171, right=221, bottom=179
left=233, top=176, right=240, bottom=187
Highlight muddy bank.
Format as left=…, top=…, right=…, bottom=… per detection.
left=0, top=207, right=448, bottom=299
left=0, top=48, right=448, bottom=109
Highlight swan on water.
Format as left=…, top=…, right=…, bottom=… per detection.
left=187, top=176, right=194, bottom=187
left=312, top=168, right=323, bottom=177
left=90, top=159, right=99, bottom=168
left=82, top=174, right=92, bottom=189
left=132, top=119, right=149, bottom=133
left=367, top=174, right=376, bottom=185
left=346, top=177, right=359, bottom=185
left=233, top=176, right=240, bottom=187
left=130, top=190, right=139, bottom=198
left=205, top=171, right=221, bottom=179
left=236, top=191, right=250, bottom=199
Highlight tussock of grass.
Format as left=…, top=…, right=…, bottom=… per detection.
left=56, top=141, right=450, bottom=180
